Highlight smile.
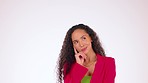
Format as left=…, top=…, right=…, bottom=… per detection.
left=81, top=47, right=87, bottom=52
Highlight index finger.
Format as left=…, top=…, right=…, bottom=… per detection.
left=74, top=47, right=78, bottom=54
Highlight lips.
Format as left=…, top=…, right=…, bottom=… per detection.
left=81, top=47, right=87, bottom=52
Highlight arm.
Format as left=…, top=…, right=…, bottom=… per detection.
left=64, top=63, right=88, bottom=83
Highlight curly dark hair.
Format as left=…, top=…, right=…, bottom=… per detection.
left=57, top=24, right=106, bottom=83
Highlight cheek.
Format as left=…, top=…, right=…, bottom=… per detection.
left=73, top=45, right=81, bottom=51
left=73, top=44, right=78, bottom=48
left=86, top=41, right=92, bottom=48
left=74, top=45, right=79, bottom=49
left=84, top=40, right=91, bottom=45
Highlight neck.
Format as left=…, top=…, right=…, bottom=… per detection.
left=85, top=50, right=97, bottom=64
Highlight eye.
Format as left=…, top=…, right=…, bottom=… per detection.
left=73, top=41, right=78, bottom=45
left=82, top=37, right=86, bottom=40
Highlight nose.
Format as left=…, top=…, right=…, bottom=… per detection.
left=79, top=41, right=84, bottom=47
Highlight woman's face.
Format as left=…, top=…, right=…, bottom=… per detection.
left=71, top=29, right=93, bottom=55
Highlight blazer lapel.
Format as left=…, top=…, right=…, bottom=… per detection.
left=90, top=54, right=105, bottom=83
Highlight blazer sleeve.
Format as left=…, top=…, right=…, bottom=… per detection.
left=64, top=63, right=88, bottom=83
left=103, top=58, right=116, bottom=83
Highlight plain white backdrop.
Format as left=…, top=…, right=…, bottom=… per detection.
left=0, top=0, right=148, bottom=83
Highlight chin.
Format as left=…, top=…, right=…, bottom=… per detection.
left=83, top=51, right=88, bottom=55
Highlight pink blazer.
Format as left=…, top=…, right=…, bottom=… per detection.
left=64, top=54, right=116, bottom=83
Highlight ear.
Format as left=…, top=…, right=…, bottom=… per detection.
left=90, top=36, right=93, bottom=42
left=91, top=39, right=93, bottom=42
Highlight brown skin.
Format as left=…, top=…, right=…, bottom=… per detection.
left=72, top=29, right=97, bottom=76
left=57, top=24, right=106, bottom=83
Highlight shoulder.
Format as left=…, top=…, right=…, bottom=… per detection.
left=105, top=56, right=115, bottom=62
left=96, top=54, right=115, bottom=63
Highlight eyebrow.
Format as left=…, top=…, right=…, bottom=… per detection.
left=72, top=35, right=87, bottom=42
left=80, top=35, right=87, bottom=39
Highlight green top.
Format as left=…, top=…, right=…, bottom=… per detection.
left=81, top=76, right=92, bottom=83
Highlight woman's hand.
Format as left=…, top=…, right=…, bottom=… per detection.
left=74, top=48, right=86, bottom=66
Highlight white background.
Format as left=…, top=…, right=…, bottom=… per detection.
left=0, top=0, right=148, bottom=83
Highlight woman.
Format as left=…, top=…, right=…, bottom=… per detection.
left=57, top=24, right=116, bottom=83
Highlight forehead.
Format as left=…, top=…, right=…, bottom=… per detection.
left=71, top=29, right=89, bottom=40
